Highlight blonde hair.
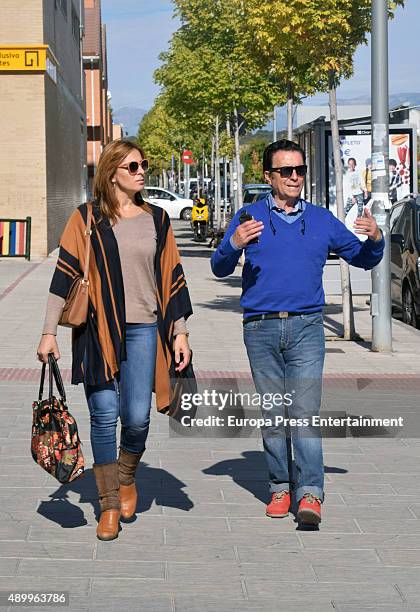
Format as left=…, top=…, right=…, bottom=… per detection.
left=93, top=140, right=146, bottom=223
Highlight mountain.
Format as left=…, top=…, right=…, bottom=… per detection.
left=113, top=107, right=147, bottom=137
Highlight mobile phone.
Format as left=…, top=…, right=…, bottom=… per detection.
left=239, top=210, right=258, bottom=244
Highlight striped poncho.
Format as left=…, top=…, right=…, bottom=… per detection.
left=49, top=200, right=193, bottom=414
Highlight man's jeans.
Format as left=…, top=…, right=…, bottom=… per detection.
left=84, top=322, right=157, bottom=465
left=243, top=313, right=325, bottom=502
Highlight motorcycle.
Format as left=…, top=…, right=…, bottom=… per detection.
left=191, top=199, right=209, bottom=242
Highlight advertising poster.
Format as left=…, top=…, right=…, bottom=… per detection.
left=327, top=129, right=412, bottom=235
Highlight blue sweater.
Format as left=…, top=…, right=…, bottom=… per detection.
left=211, top=198, right=385, bottom=316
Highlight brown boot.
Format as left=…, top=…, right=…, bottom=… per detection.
left=118, top=448, right=143, bottom=521
left=93, top=462, right=120, bottom=541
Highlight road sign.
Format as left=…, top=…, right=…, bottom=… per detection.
left=182, top=150, right=193, bottom=164
left=0, top=46, right=49, bottom=71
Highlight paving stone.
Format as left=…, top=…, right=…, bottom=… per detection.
left=174, top=597, right=335, bottom=612
left=403, top=503, right=420, bottom=518
left=320, top=504, right=414, bottom=519
left=168, top=559, right=315, bottom=581
left=244, top=579, right=404, bottom=605
left=0, top=541, right=95, bottom=560
left=323, top=483, right=396, bottom=494
left=300, top=533, right=420, bottom=549
left=376, top=548, right=420, bottom=566
left=162, top=502, right=267, bottom=517
left=0, top=558, right=19, bottom=576
left=90, top=577, right=245, bottom=598
left=312, top=564, right=420, bottom=584
left=357, top=519, right=420, bottom=534
left=340, top=493, right=417, bottom=505
left=18, top=558, right=165, bottom=579
left=0, top=524, right=30, bottom=540
left=96, top=542, right=237, bottom=562
left=336, top=606, right=412, bottom=612
left=62, top=596, right=174, bottom=611
left=0, top=577, right=90, bottom=597
left=237, top=546, right=380, bottom=565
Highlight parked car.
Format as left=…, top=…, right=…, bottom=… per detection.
left=243, top=183, right=271, bottom=204
left=390, top=195, right=420, bottom=328
left=143, top=187, right=193, bottom=220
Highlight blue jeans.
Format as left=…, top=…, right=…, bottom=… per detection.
left=243, top=313, right=325, bottom=502
left=84, top=322, right=157, bottom=465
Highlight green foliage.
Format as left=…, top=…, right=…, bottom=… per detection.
left=242, top=138, right=269, bottom=184
left=137, top=95, right=212, bottom=175
left=245, top=0, right=405, bottom=97
left=155, top=0, right=285, bottom=136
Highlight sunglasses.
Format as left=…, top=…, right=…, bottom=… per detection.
left=269, top=165, right=307, bottom=178
left=118, top=159, right=149, bottom=175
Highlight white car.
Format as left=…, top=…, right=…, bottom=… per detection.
left=143, top=187, right=193, bottom=220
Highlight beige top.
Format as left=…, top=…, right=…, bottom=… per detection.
left=43, top=210, right=187, bottom=336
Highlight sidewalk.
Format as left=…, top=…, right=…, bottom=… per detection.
left=0, top=222, right=420, bottom=611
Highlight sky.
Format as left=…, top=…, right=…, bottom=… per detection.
left=101, top=0, right=420, bottom=111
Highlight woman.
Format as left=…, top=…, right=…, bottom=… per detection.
left=37, top=140, right=192, bottom=541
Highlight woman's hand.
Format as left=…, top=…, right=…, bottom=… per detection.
left=37, top=334, right=60, bottom=363
left=174, top=333, right=191, bottom=372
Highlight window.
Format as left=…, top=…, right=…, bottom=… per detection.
left=155, top=190, right=172, bottom=200
left=393, top=204, right=410, bottom=239
left=390, top=203, right=404, bottom=233
left=71, top=3, right=80, bottom=41
left=416, top=209, right=420, bottom=243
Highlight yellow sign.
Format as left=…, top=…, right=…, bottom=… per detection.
left=0, top=46, right=48, bottom=72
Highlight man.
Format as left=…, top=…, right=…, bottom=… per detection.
left=389, top=158, right=402, bottom=205
left=211, top=139, right=384, bottom=525
left=344, top=157, right=368, bottom=216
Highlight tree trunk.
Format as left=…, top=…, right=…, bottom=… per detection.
left=202, top=146, right=206, bottom=195
left=328, top=69, right=355, bottom=340
left=273, top=106, right=277, bottom=142
left=215, top=115, right=221, bottom=229
left=233, top=106, right=243, bottom=211
left=226, top=118, right=235, bottom=212
left=287, top=83, right=293, bottom=140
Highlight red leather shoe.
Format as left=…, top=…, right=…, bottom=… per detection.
left=266, top=491, right=291, bottom=518
left=297, top=493, right=322, bottom=524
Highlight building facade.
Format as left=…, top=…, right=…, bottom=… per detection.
left=0, top=0, right=86, bottom=257
left=83, top=0, right=112, bottom=197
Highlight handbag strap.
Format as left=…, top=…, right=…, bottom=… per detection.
left=38, top=355, right=67, bottom=403
left=38, top=363, right=47, bottom=402
left=83, top=202, right=93, bottom=283
left=49, top=354, right=66, bottom=403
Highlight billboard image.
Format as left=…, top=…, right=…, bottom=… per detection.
left=327, top=129, right=413, bottom=235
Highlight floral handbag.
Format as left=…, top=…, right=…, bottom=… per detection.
left=31, top=354, right=84, bottom=483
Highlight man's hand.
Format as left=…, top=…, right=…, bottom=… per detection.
left=232, top=220, right=264, bottom=249
left=174, top=333, right=191, bottom=372
left=353, top=207, right=382, bottom=241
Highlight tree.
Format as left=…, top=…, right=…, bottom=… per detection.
left=242, top=138, right=270, bottom=184
left=155, top=0, right=286, bottom=212
left=138, top=94, right=212, bottom=188
left=245, top=0, right=404, bottom=339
